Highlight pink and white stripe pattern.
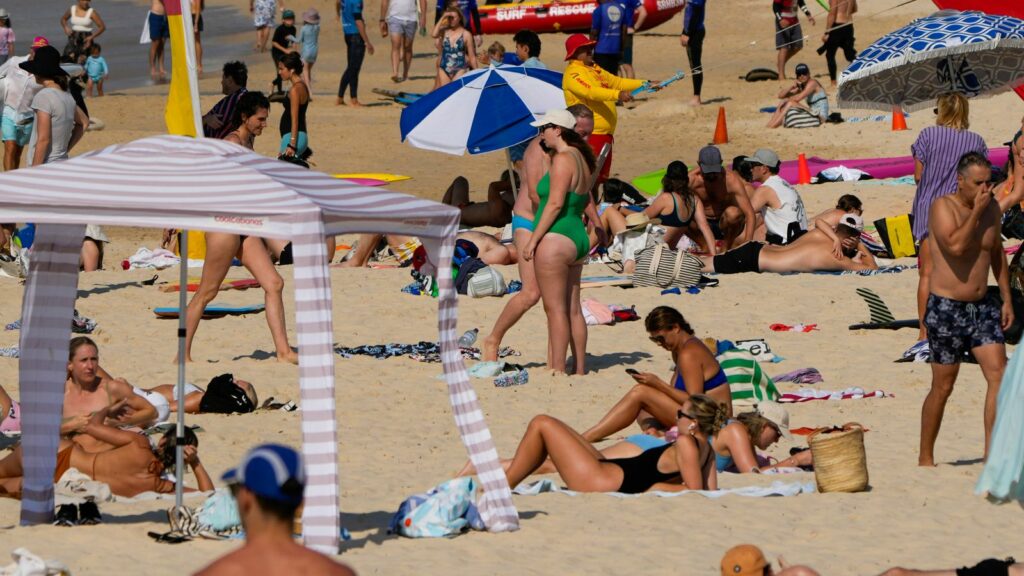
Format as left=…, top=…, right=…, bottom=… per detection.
left=4, top=136, right=519, bottom=549
left=17, top=224, right=85, bottom=525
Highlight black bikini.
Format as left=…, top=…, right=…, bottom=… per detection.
left=658, top=193, right=695, bottom=228
left=604, top=443, right=679, bottom=494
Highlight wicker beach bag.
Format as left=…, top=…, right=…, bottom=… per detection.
left=808, top=423, right=869, bottom=493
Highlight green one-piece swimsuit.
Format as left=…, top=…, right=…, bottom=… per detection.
left=533, top=157, right=590, bottom=261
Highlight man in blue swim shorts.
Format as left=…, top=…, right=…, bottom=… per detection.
left=919, top=152, right=1012, bottom=468
left=148, top=0, right=170, bottom=80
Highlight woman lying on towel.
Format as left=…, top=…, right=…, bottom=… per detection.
left=0, top=407, right=213, bottom=498
left=581, top=306, right=732, bottom=443
left=459, top=395, right=726, bottom=493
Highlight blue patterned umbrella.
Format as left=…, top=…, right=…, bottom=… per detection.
left=838, top=10, right=1024, bottom=111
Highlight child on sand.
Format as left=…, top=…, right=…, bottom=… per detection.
left=297, top=8, right=319, bottom=85
left=84, top=43, right=108, bottom=97
left=0, top=10, right=13, bottom=66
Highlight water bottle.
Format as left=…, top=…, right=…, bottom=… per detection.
left=458, top=328, right=479, bottom=347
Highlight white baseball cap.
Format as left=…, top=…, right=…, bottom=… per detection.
left=530, top=109, right=577, bottom=131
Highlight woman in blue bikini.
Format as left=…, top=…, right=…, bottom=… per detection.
left=581, top=306, right=732, bottom=442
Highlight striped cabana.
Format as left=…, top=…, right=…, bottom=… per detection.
left=0, top=135, right=518, bottom=552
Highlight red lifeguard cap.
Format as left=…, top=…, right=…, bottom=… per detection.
left=564, top=34, right=597, bottom=61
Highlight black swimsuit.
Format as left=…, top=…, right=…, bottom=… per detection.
left=604, top=443, right=679, bottom=494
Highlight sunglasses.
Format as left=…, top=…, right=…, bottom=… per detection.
left=649, top=334, right=667, bottom=345
left=677, top=409, right=696, bottom=420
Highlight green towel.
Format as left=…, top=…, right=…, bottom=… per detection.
left=717, top=350, right=780, bottom=406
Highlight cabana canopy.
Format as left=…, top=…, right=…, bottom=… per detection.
left=0, top=135, right=518, bottom=552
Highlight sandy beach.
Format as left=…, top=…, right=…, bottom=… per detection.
left=0, top=0, right=1022, bottom=573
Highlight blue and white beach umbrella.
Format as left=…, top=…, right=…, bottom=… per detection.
left=838, top=10, right=1024, bottom=111
left=400, top=66, right=566, bottom=156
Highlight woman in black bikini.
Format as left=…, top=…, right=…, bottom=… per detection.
left=461, top=394, right=725, bottom=494
left=602, top=161, right=718, bottom=252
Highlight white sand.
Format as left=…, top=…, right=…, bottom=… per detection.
left=0, top=0, right=1022, bottom=573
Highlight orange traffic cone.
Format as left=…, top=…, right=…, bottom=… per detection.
left=797, top=153, right=812, bottom=185
left=891, top=106, right=908, bottom=131
left=713, top=106, right=729, bottom=144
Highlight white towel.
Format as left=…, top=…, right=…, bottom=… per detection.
left=512, top=478, right=815, bottom=498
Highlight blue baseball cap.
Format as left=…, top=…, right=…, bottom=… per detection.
left=222, top=444, right=306, bottom=505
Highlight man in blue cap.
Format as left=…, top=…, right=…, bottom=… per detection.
left=196, top=444, right=355, bottom=575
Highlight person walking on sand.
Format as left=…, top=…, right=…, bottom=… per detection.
left=84, top=43, right=108, bottom=97
left=432, top=7, right=474, bottom=89
left=679, top=0, right=706, bottom=106
left=195, top=444, right=355, bottom=576
left=192, top=0, right=204, bottom=74
left=481, top=105, right=595, bottom=362
left=381, top=0, right=425, bottom=83
left=337, top=0, right=374, bottom=106
left=820, top=0, right=856, bottom=88
left=0, top=9, right=14, bottom=66
left=773, top=0, right=814, bottom=79
left=61, top=0, right=105, bottom=66
left=919, top=152, right=1011, bottom=467
left=0, top=37, right=48, bottom=171
left=182, top=91, right=297, bottom=364
left=270, top=9, right=296, bottom=94
left=251, top=0, right=283, bottom=53
left=147, top=0, right=169, bottom=80
left=297, top=8, right=319, bottom=85
left=562, top=33, right=654, bottom=184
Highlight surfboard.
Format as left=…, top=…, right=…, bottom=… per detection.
left=334, top=177, right=388, bottom=187
left=334, top=173, right=411, bottom=183
left=154, top=304, right=265, bottom=319
left=581, top=275, right=633, bottom=288
left=158, top=278, right=261, bottom=293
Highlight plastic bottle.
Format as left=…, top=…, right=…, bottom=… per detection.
left=458, top=328, right=479, bottom=347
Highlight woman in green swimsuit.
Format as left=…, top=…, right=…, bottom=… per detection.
left=523, top=109, right=595, bottom=375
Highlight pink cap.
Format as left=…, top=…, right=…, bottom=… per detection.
left=31, top=36, right=49, bottom=50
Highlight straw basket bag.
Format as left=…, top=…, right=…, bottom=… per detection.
left=808, top=423, right=869, bottom=493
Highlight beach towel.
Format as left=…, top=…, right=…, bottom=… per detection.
left=716, top=350, right=780, bottom=408
left=126, top=247, right=180, bottom=270
left=770, top=323, right=818, bottom=332
left=0, top=346, right=18, bottom=359
left=388, top=477, right=484, bottom=538
left=976, top=343, right=1024, bottom=503
left=334, top=342, right=519, bottom=363
left=772, top=367, right=823, bottom=384
left=582, top=299, right=615, bottom=325
left=512, top=478, right=815, bottom=498
left=55, top=468, right=112, bottom=506
left=777, top=387, right=888, bottom=403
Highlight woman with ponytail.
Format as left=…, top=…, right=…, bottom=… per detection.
left=457, top=394, right=726, bottom=493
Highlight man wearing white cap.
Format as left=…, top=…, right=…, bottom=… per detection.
left=197, top=443, right=355, bottom=575
left=700, top=212, right=876, bottom=274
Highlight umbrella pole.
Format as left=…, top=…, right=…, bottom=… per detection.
left=175, top=232, right=188, bottom=509
left=506, top=149, right=516, bottom=202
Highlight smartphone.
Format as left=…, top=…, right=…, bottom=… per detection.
left=625, top=368, right=639, bottom=375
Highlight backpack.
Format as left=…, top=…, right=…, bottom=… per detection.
left=388, top=477, right=485, bottom=538
left=199, top=374, right=255, bottom=414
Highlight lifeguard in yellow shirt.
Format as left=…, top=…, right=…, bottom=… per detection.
left=562, top=33, right=653, bottom=183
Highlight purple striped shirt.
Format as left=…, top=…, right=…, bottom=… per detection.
left=203, top=88, right=248, bottom=140
left=911, top=125, right=987, bottom=240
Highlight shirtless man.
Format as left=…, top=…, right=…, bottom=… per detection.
left=700, top=217, right=876, bottom=274
left=63, top=337, right=158, bottom=450
left=919, top=152, right=1011, bottom=467
left=687, top=145, right=755, bottom=252
left=196, top=444, right=355, bottom=576
left=148, top=0, right=169, bottom=80
left=820, top=0, right=857, bottom=87
left=481, top=103, right=595, bottom=361
left=457, top=230, right=518, bottom=266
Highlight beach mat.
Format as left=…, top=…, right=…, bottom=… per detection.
left=158, top=278, right=260, bottom=293
left=153, top=304, right=265, bottom=319
left=581, top=275, right=633, bottom=288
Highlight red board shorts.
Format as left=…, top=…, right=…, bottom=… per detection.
left=588, top=133, right=614, bottom=183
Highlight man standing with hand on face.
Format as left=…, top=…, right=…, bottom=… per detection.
left=919, top=152, right=1012, bottom=468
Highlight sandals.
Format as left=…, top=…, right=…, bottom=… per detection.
left=53, top=502, right=102, bottom=526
